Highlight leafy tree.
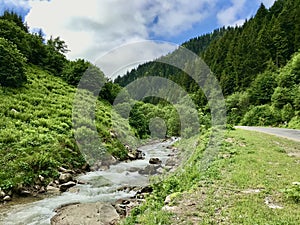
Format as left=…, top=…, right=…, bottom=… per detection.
left=62, top=59, right=90, bottom=86
left=271, top=87, right=292, bottom=108
left=241, top=105, right=281, bottom=126
left=0, top=19, right=30, bottom=58
left=277, top=51, right=300, bottom=87
left=248, top=71, right=277, bottom=105
left=0, top=37, right=27, bottom=87
left=43, top=37, right=68, bottom=75
left=99, top=81, right=122, bottom=104
left=47, top=36, right=69, bottom=54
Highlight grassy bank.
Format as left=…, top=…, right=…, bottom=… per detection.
left=122, top=128, right=300, bottom=224
left=0, top=66, right=129, bottom=193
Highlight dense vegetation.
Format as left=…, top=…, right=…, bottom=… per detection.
left=0, top=12, right=131, bottom=193
left=115, top=0, right=300, bottom=129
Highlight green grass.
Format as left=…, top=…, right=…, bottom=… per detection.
left=121, top=128, right=300, bottom=224
left=0, top=65, right=130, bottom=192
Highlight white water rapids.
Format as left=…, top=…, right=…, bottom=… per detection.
left=0, top=140, right=176, bottom=225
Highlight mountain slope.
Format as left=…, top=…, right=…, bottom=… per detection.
left=0, top=66, right=129, bottom=193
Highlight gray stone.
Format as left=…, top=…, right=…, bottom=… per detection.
left=149, top=157, right=162, bottom=164
left=51, top=202, right=119, bottom=225
left=58, top=173, right=73, bottom=184
left=59, top=181, right=76, bottom=192
left=3, top=196, right=11, bottom=201
left=0, top=190, right=6, bottom=198
left=46, top=185, right=60, bottom=194
left=138, top=165, right=160, bottom=175
left=38, top=175, right=45, bottom=182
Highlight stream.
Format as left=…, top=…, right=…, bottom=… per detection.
left=0, top=140, right=176, bottom=225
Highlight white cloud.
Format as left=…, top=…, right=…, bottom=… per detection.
left=24, top=0, right=277, bottom=77
left=0, top=0, right=30, bottom=16
left=25, top=0, right=213, bottom=65
left=217, top=0, right=247, bottom=27
left=260, top=0, right=276, bottom=8
left=95, top=40, right=178, bottom=79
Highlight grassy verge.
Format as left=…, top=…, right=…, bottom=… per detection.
left=0, top=66, right=129, bottom=193
left=121, top=128, right=300, bottom=224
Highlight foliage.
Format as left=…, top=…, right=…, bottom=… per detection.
left=0, top=37, right=27, bottom=87
left=62, top=59, right=90, bottom=86
left=99, top=81, right=122, bottom=104
left=241, top=105, right=281, bottom=126
left=248, top=71, right=277, bottom=105
left=283, top=184, right=300, bottom=203
left=0, top=66, right=129, bottom=192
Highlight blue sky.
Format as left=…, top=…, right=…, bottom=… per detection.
left=1, top=0, right=276, bottom=67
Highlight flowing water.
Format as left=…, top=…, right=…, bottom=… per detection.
left=0, top=140, right=176, bottom=225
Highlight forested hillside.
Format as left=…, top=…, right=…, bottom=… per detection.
left=115, top=0, right=300, bottom=128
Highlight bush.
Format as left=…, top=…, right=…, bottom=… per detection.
left=283, top=184, right=300, bottom=203
left=0, top=37, right=27, bottom=87
left=241, top=105, right=281, bottom=126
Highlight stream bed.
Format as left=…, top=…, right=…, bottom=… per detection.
left=0, top=140, right=176, bottom=225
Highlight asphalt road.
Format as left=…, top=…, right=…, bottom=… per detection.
left=235, top=126, right=300, bottom=142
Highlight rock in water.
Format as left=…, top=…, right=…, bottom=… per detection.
left=58, top=173, right=73, bottom=184
left=59, top=181, right=76, bottom=192
left=51, top=202, right=119, bottom=225
left=149, top=157, right=162, bottom=164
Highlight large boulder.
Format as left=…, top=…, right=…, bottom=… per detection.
left=138, top=165, right=160, bottom=175
left=51, top=202, right=119, bottom=225
left=58, top=173, right=73, bottom=184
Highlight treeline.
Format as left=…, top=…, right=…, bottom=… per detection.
left=203, top=0, right=300, bottom=95
left=115, top=0, right=300, bottom=128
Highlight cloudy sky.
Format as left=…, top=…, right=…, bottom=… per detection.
left=1, top=0, right=275, bottom=77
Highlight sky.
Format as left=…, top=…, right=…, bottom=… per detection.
left=0, top=0, right=276, bottom=77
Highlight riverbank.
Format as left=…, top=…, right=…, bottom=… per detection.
left=121, top=129, right=300, bottom=224
left=50, top=139, right=180, bottom=225
left=0, top=139, right=179, bottom=225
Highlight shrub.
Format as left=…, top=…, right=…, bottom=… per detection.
left=0, top=37, right=27, bottom=87
left=241, top=105, right=281, bottom=126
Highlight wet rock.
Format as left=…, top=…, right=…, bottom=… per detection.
left=39, top=186, right=46, bottom=193
left=138, top=164, right=159, bottom=175
left=149, top=157, right=162, bottom=164
left=138, top=186, right=153, bottom=194
left=58, top=167, right=75, bottom=174
left=38, top=175, right=45, bottom=182
left=51, top=202, right=120, bottom=225
left=90, top=156, right=118, bottom=171
left=0, top=190, right=6, bottom=198
left=19, top=190, right=32, bottom=197
left=117, top=186, right=137, bottom=193
left=81, top=163, right=90, bottom=172
left=113, top=198, right=144, bottom=218
left=77, top=180, right=87, bottom=185
left=127, top=149, right=144, bottom=160
left=101, top=155, right=118, bottom=167
left=47, top=185, right=60, bottom=194
left=128, top=167, right=139, bottom=172
left=58, top=173, right=73, bottom=184
left=3, top=196, right=11, bottom=201
left=59, top=181, right=76, bottom=192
